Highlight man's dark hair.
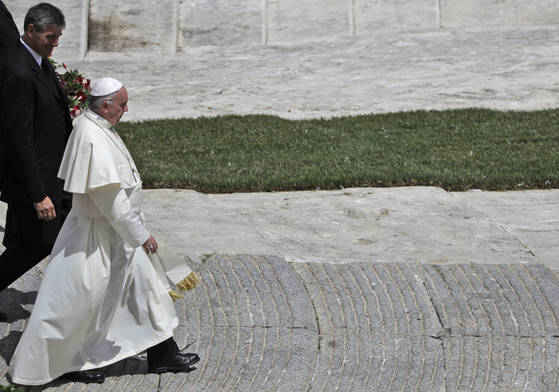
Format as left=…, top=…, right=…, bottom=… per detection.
left=23, top=3, right=65, bottom=32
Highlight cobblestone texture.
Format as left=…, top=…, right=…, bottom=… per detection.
left=2, top=256, right=559, bottom=391
left=292, top=262, right=446, bottom=391
left=171, top=255, right=317, bottom=392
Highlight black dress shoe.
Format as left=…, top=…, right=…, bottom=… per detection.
left=0, top=312, right=7, bottom=322
left=148, top=352, right=200, bottom=374
left=63, top=369, right=105, bottom=383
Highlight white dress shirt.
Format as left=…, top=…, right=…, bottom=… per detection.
left=19, top=36, right=42, bottom=67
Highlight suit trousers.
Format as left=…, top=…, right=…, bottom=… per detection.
left=0, top=201, right=67, bottom=292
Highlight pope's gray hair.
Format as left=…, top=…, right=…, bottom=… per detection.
left=24, top=3, right=65, bottom=32
left=89, top=91, right=118, bottom=111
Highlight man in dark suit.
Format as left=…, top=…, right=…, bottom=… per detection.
left=0, top=3, right=72, bottom=319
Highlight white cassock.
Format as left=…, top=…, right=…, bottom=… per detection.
left=8, top=109, right=178, bottom=386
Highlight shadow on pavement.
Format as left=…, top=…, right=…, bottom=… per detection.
left=4, top=354, right=153, bottom=390
left=0, top=330, right=21, bottom=366
left=0, top=288, right=36, bottom=322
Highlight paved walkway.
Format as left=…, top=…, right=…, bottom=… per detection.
left=1, top=24, right=559, bottom=391
left=1, top=187, right=559, bottom=391
left=63, top=24, right=559, bottom=121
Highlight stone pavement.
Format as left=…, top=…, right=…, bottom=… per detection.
left=1, top=22, right=559, bottom=391
left=59, top=24, right=559, bottom=121
left=1, top=187, right=559, bottom=391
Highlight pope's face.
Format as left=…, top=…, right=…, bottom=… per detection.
left=104, top=87, right=128, bottom=126
left=24, top=24, right=62, bottom=57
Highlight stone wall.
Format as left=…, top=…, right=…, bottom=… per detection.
left=5, top=0, right=559, bottom=58
left=88, top=0, right=176, bottom=52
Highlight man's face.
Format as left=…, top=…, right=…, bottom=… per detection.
left=103, top=87, right=128, bottom=126
left=24, top=24, right=63, bottom=57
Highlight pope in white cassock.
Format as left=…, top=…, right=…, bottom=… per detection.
left=8, top=78, right=199, bottom=385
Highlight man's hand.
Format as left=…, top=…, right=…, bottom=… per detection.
left=33, top=196, right=56, bottom=221
left=143, top=235, right=158, bottom=254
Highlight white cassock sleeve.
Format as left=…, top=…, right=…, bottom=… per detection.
left=88, top=184, right=150, bottom=248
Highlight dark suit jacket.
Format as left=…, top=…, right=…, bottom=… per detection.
left=0, top=1, right=19, bottom=193
left=0, top=40, right=72, bottom=245
left=0, top=1, right=18, bottom=59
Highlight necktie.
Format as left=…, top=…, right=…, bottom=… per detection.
left=41, top=58, right=50, bottom=75
left=41, top=58, right=57, bottom=90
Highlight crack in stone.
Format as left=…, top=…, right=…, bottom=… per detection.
left=157, top=374, right=162, bottom=392
left=421, top=271, right=450, bottom=339
left=448, top=193, right=540, bottom=261
left=291, top=264, right=322, bottom=392
left=210, top=324, right=311, bottom=329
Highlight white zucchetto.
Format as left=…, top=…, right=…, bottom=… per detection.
left=90, top=77, right=124, bottom=97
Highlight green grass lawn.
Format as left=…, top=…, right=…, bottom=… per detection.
left=117, top=108, right=559, bottom=193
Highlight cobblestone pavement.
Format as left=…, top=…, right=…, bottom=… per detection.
left=2, top=255, right=559, bottom=391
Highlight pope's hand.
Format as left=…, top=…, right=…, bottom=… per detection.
left=33, top=196, right=56, bottom=221
left=143, top=235, right=158, bottom=254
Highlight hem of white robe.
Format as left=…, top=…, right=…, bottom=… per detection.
left=9, top=319, right=178, bottom=386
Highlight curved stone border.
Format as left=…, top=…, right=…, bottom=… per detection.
left=423, top=264, right=559, bottom=391
left=292, top=262, right=446, bottom=391
left=2, top=256, right=559, bottom=391
left=171, top=255, right=317, bottom=392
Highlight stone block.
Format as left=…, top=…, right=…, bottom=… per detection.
left=441, top=0, right=517, bottom=27
left=354, top=0, right=439, bottom=35
left=441, top=0, right=559, bottom=27
left=88, top=0, right=176, bottom=52
left=265, top=0, right=348, bottom=44
left=515, top=0, right=559, bottom=24
left=178, top=0, right=262, bottom=48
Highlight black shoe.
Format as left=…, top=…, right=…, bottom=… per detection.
left=0, top=312, right=6, bottom=322
left=63, top=369, right=105, bottom=383
left=148, top=352, right=200, bottom=374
